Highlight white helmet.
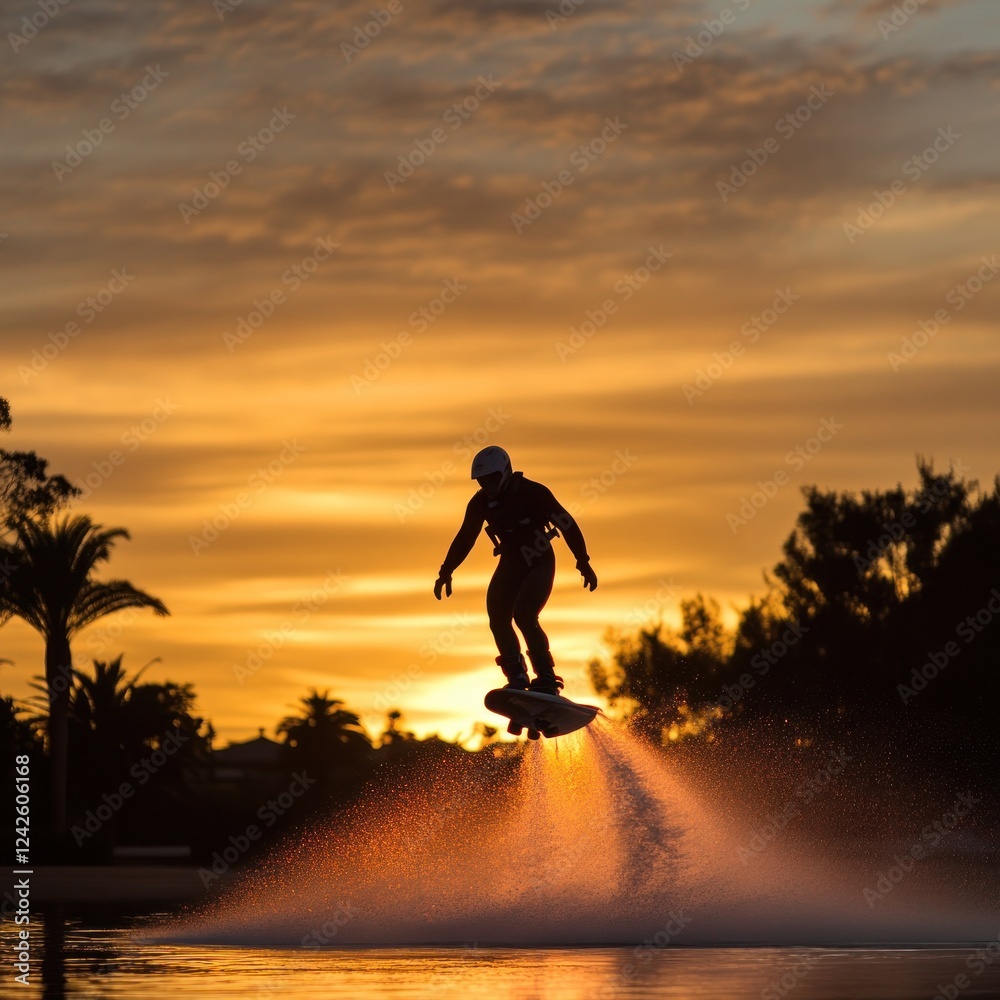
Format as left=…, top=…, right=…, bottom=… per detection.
left=471, top=446, right=512, bottom=493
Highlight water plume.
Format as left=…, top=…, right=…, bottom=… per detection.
left=157, top=720, right=994, bottom=946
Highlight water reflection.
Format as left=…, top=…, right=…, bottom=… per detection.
left=18, top=909, right=1000, bottom=1000
left=39, top=904, right=65, bottom=999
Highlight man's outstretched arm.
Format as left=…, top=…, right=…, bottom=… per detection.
left=546, top=493, right=598, bottom=591
left=435, top=497, right=483, bottom=598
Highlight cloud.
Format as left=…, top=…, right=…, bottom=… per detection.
left=2, top=0, right=998, bottom=741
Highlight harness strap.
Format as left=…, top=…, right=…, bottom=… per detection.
left=485, top=525, right=502, bottom=555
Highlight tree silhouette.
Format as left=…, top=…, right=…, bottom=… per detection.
left=379, top=709, right=416, bottom=747
left=0, top=451, right=80, bottom=531
left=677, top=593, right=733, bottom=688
left=773, top=461, right=971, bottom=625
left=53, top=656, right=211, bottom=851
left=68, top=654, right=143, bottom=736
left=589, top=625, right=679, bottom=736
left=277, top=689, right=370, bottom=787
left=1, top=397, right=78, bottom=531
left=765, top=459, right=981, bottom=710
left=0, top=693, right=43, bottom=760
left=590, top=458, right=1000, bottom=760
left=0, top=516, right=169, bottom=844
left=589, top=595, right=734, bottom=739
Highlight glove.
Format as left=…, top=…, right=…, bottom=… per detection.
left=578, top=558, right=598, bottom=592
left=434, top=571, right=453, bottom=600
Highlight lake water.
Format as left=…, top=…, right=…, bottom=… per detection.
left=14, top=725, right=997, bottom=998
left=13, top=915, right=1000, bottom=1000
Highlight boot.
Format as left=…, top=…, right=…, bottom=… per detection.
left=526, top=648, right=563, bottom=696
left=496, top=653, right=529, bottom=690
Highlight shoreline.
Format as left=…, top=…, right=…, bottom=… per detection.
left=27, top=866, right=236, bottom=903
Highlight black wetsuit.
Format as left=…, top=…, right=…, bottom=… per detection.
left=440, top=472, right=589, bottom=660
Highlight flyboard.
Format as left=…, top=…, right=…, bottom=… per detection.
left=484, top=688, right=599, bottom=740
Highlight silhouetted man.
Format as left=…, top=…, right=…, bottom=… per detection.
left=434, top=446, right=598, bottom=694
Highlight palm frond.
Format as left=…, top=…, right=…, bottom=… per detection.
left=0, top=515, right=168, bottom=641
left=68, top=580, right=170, bottom=635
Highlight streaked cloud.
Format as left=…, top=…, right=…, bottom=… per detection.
left=2, top=0, right=997, bottom=743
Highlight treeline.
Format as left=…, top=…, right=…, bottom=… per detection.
left=2, top=665, right=493, bottom=863
left=590, top=458, right=1000, bottom=780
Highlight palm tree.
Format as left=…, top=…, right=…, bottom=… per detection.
left=63, top=654, right=210, bottom=766
left=66, top=656, right=154, bottom=789
left=278, top=689, right=368, bottom=747
left=0, top=693, right=44, bottom=760
left=60, top=656, right=211, bottom=843
left=69, top=654, right=145, bottom=724
left=277, top=689, right=370, bottom=782
left=0, top=515, right=168, bottom=842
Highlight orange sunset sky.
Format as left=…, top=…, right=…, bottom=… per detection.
left=2, top=0, right=998, bottom=745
